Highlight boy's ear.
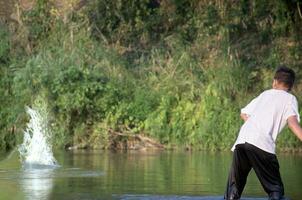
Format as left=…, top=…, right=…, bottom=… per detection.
left=272, top=79, right=277, bottom=88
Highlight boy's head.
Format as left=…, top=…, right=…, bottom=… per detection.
left=273, top=65, right=295, bottom=91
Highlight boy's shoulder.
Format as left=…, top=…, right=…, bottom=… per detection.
left=260, top=89, right=297, bottom=101
left=262, top=89, right=296, bottom=96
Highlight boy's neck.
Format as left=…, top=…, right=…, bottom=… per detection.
left=273, top=86, right=289, bottom=92
left=272, top=80, right=290, bottom=92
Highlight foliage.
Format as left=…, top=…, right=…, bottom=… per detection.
left=0, top=0, right=302, bottom=151
left=21, top=0, right=53, bottom=43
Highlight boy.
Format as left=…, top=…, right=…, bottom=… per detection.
left=224, top=66, right=302, bottom=200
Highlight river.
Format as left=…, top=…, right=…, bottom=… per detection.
left=0, top=150, right=301, bottom=200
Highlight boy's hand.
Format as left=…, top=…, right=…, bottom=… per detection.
left=287, top=116, right=302, bottom=141
left=240, top=113, right=249, bottom=122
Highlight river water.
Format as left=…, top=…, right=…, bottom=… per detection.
left=0, top=150, right=301, bottom=200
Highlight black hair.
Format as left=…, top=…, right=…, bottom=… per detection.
left=274, top=65, right=295, bottom=91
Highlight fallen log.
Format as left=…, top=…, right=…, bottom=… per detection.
left=108, top=129, right=164, bottom=150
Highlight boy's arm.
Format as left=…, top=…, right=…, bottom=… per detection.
left=240, top=94, right=262, bottom=121
left=287, top=116, right=302, bottom=141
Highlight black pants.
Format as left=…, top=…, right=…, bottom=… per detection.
left=224, top=142, right=284, bottom=200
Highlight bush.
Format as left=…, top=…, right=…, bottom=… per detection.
left=1, top=0, right=301, bottom=151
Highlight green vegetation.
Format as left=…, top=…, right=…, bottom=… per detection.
left=0, top=0, right=301, bottom=151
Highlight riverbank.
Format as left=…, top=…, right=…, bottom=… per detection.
left=0, top=0, right=301, bottom=152
left=65, top=131, right=302, bottom=154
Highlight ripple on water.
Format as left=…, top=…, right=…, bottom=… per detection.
left=0, top=167, right=104, bottom=180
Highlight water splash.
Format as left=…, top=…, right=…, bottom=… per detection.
left=18, top=106, right=58, bottom=167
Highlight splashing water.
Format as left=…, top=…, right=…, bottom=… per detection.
left=18, top=106, right=58, bottom=167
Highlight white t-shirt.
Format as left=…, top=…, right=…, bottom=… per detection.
left=232, top=89, right=300, bottom=154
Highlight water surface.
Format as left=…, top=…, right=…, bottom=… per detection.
left=0, top=150, right=301, bottom=200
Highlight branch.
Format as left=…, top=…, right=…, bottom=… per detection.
left=298, top=2, right=302, bottom=20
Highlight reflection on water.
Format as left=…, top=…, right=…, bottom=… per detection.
left=19, top=167, right=104, bottom=200
left=20, top=168, right=54, bottom=200
left=0, top=150, right=301, bottom=200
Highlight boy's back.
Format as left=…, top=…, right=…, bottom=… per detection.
left=225, top=66, right=302, bottom=200
left=232, top=89, right=300, bottom=154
